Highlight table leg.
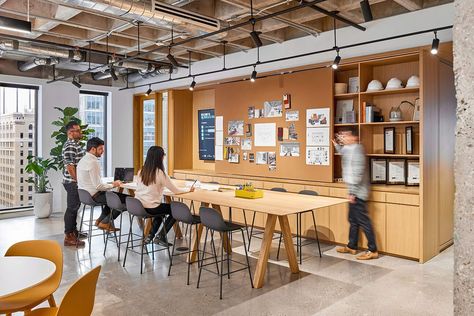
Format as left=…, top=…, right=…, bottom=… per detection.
left=253, top=214, right=277, bottom=289
left=279, top=215, right=299, bottom=273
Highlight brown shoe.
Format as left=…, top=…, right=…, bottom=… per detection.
left=97, top=222, right=120, bottom=232
left=336, top=246, right=357, bottom=255
left=356, top=251, right=379, bottom=260
left=73, top=230, right=88, bottom=240
left=64, top=232, right=85, bottom=247
left=95, top=219, right=100, bottom=226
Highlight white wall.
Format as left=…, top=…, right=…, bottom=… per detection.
left=0, top=74, right=134, bottom=213
left=132, top=3, right=454, bottom=92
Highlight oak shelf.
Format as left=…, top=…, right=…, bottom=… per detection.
left=360, top=87, right=419, bottom=96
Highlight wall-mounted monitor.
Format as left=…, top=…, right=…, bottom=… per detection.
left=198, top=109, right=215, bottom=160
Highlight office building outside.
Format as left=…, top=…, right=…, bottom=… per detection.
left=0, top=113, right=35, bottom=208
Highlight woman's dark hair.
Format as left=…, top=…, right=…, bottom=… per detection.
left=141, top=146, right=166, bottom=186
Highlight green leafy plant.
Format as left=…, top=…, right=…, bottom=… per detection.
left=25, top=156, right=57, bottom=193
left=50, top=107, right=94, bottom=170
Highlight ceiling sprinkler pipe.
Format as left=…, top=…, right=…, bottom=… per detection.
left=18, top=57, right=59, bottom=72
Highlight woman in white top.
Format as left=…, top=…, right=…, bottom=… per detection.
left=135, top=146, right=193, bottom=245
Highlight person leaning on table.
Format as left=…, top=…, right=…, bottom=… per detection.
left=76, top=137, right=129, bottom=232
left=134, top=146, right=194, bottom=245
left=332, top=130, right=379, bottom=260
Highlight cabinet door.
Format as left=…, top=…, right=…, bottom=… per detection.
left=302, top=207, right=330, bottom=241
left=329, top=203, right=350, bottom=243
left=359, top=202, right=386, bottom=252
left=386, top=204, right=420, bottom=258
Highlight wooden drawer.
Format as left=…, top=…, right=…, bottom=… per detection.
left=304, top=185, right=330, bottom=196
left=228, top=178, right=244, bottom=185
left=198, top=175, right=213, bottom=183
left=283, top=183, right=305, bottom=193
left=173, top=173, right=186, bottom=180
left=386, top=193, right=419, bottom=206
left=330, top=187, right=348, bottom=198
left=359, top=202, right=386, bottom=251
left=212, top=176, right=229, bottom=184
left=386, top=204, right=420, bottom=258
left=185, top=174, right=199, bottom=180
left=263, top=181, right=283, bottom=190
left=369, top=191, right=386, bottom=202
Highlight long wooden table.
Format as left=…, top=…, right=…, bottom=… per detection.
left=117, top=180, right=347, bottom=288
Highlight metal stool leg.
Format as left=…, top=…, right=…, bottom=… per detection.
left=117, top=212, right=124, bottom=261
left=88, top=205, right=94, bottom=254
left=226, top=232, right=230, bottom=279
left=298, top=213, right=302, bottom=264
left=242, top=210, right=250, bottom=242
left=162, top=216, right=172, bottom=262
left=123, top=215, right=134, bottom=267
left=168, top=223, right=178, bottom=276
left=140, top=225, right=146, bottom=274
left=276, top=233, right=283, bottom=260
left=210, top=231, right=220, bottom=274
left=186, top=225, right=193, bottom=285
left=248, top=211, right=257, bottom=251
left=219, top=233, right=224, bottom=300
left=197, top=228, right=209, bottom=289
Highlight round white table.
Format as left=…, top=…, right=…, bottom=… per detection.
left=0, top=256, right=56, bottom=298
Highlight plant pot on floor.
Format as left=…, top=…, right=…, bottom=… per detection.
left=33, top=192, right=53, bottom=218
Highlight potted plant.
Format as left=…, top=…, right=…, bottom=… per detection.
left=50, top=107, right=94, bottom=170
left=25, top=156, right=57, bottom=218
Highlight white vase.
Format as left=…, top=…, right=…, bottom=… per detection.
left=33, top=192, right=53, bottom=218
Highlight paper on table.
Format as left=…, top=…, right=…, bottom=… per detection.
left=254, top=123, right=276, bottom=147
left=215, top=145, right=223, bottom=160
left=215, top=116, right=223, bottom=131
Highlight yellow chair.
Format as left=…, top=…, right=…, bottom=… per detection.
left=28, top=265, right=102, bottom=316
left=0, top=240, right=63, bottom=315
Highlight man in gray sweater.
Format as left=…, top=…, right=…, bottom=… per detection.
left=332, top=130, right=378, bottom=260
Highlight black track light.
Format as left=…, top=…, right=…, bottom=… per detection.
left=360, top=0, right=373, bottom=22
left=250, top=66, right=257, bottom=82
left=145, top=84, right=152, bottom=96
left=332, top=50, right=341, bottom=70
left=431, top=31, right=439, bottom=55
left=167, top=52, right=179, bottom=67
left=250, top=30, right=263, bottom=48
left=189, top=78, right=196, bottom=91
left=72, top=77, right=81, bottom=88
left=110, top=67, right=118, bottom=81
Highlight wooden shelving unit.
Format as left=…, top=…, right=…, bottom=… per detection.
left=329, top=48, right=456, bottom=263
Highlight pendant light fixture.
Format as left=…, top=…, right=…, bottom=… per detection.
left=249, top=0, right=263, bottom=48
left=167, top=27, right=179, bottom=67
left=331, top=16, right=341, bottom=70
left=250, top=65, right=257, bottom=82
left=431, top=31, right=439, bottom=55
left=72, top=77, right=81, bottom=89
left=188, top=51, right=196, bottom=91
left=145, top=84, right=152, bottom=96
left=189, top=77, right=196, bottom=91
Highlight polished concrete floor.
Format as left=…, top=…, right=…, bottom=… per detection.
left=0, top=213, right=453, bottom=316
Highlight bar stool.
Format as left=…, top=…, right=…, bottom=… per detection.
left=197, top=206, right=253, bottom=300
left=276, top=190, right=322, bottom=263
left=167, top=201, right=202, bottom=285
left=105, top=191, right=128, bottom=261
left=247, top=187, right=287, bottom=252
left=123, top=197, right=172, bottom=274
left=78, top=189, right=108, bottom=254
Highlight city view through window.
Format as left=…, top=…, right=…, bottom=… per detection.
left=0, top=84, right=37, bottom=210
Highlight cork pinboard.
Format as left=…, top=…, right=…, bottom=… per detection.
left=214, top=67, right=334, bottom=183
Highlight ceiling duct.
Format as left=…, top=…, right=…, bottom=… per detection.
left=127, top=65, right=174, bottom=83
left=51, top=0, right=220, bottom=33
left=0, top=40, right=84, bottom=61
left=92, top=69, right=113, bottom=81
left=18, top=57, right=59, bottom=72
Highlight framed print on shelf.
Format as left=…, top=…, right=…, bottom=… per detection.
left=387, top=159, right=406, bottom=185
left=370, top=158, right=387, bottom=184
left=384, top=127, right=395, bottom=154
left=406, top=160, right=420, bottom=186
left=406, top=126, right=414, bottom=154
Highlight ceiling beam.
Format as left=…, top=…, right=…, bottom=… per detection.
left=392, top=0, right=422, bottom=11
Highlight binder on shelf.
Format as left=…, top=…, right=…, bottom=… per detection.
left=361, top=102, right=366, bottom=123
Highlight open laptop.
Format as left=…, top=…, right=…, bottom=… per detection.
left=114, top=168, right=135, bottom=183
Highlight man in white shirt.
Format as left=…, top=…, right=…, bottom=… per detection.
left=77, top=137, right=127, bottom=231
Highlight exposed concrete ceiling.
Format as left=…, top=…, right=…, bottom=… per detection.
left=0, top=0, right=453, bottom=85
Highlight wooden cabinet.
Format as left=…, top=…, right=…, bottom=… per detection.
left=329, top=203, right=350, bottom=243
left=359, top=202, right=386, bottom=252
left=386, top=204, right=420, bottom=258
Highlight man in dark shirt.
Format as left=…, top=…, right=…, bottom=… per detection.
left=62, top=121, right=86, bottom=246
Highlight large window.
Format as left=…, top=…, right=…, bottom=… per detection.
left=79, top=91, right=107, bottom=175
left=0, top=83, right=38, bottom=211
left=143, top=98, right=156, bottom=161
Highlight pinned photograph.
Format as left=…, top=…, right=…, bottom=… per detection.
left=268, top=152, right=276, bottom=171
left=241, top=138, right=252, bottom=150
left=246, top=123, right=252, bottom=137
left=256, top=152, right=268, bottom=165
left=288, top=123, right=298, bottom=140
left=306, top=146, right=330, bottom=165
left=280, top=143, right=300, bottom=157
left=224, top=137, right=241, bottom=146
left=228, top=120, right=244, bottom=136
left=249, top=153, right=255, bottom=163
left=306, top=127, right=330, bottom=146
left=229, top=153, right=240, bottom=163
left=264, top=100, right=283, bottom=118
left=307, top=108, right=330, bottom=127
left=248, top=106, right=255, bottom=119
left=243, top=152, right=248, bottom=161
left=285, top=110, right=299, bottom=121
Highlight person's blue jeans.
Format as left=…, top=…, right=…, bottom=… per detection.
left=347, top=197, right=377, bottom=252
left=145, top=203, right=175, bottom=238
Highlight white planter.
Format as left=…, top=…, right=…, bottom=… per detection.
left=33, top=192, right=53, bottom=219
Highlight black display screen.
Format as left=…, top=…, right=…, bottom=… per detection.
left=198, top=109, right=215, bottom=160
